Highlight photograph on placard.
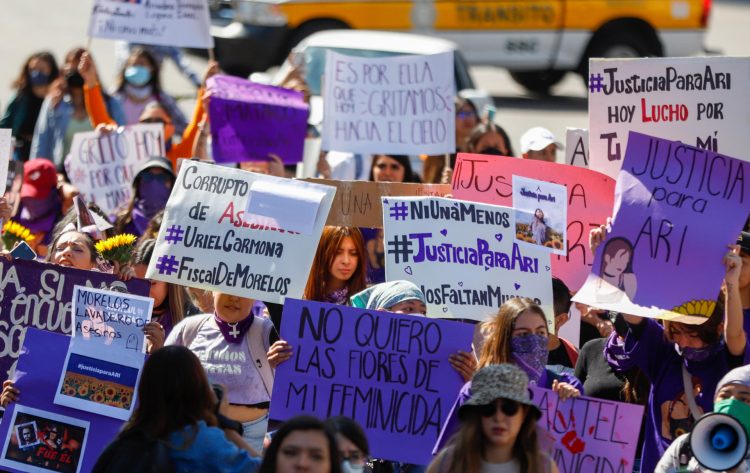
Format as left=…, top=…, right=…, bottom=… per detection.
left=58, top=353, right=138, bottom=413
left=512, top=175, right=567, bottom=256
left=0, top=405, right=88, bottom=473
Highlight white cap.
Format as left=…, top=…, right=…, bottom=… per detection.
left=520, top=127, right=564, bottom=154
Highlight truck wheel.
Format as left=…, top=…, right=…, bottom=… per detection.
left=580, top=30, right=659, bottom=81
left=509, top=70, right=566, bottom=95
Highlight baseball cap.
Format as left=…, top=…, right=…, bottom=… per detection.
left=21, top=159, right=57, bottom=199
left=520, top=127, right=564, bottom=154
left=737, top=232, right=750, bottom=255
left=133, top=156, right=175, bottom=184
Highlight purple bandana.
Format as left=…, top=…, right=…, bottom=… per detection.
left=511, top=334, right=549, bottom=385
left=213, top=312, right=254, bottom=344
left=324, top=287, right=349, bottom=306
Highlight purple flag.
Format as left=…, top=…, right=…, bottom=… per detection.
left=270, top=298, right=474, bottom=465
left=574, top=131, right=750, bottom=322
left=207, top=74, right=308, bottom=164
left=0, top=259, right=150, bottom=379
left=0, top=329, right=123, bottom=473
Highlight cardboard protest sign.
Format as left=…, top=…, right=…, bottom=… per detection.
left=382, top=196, right=553, bottom=327
left=573, top=132, right=750, bottom=323
left=0, top=329, right=123, bottom=473
left=0, top=129, right=11, bottom=195
left=322, top=51, right=455, bottom=155
left=565, top=128, right=589, bottom=168
left=512, top=176, right=567, bottom=256
left=531, top=386, right=644, bottom=473
left=207, top=75, right=309, bottom=164
left=588, top=56, right=750, bottom=178
left=65, top=124, right=164, bottom=216
left=0, top=259, right=149, bottom=380
left=54, top=287, right=152, bottom=420
left=270, top=299, right=473, bottom=465
left=302, top=179, right=451, bottom=228
left=452, top=153, right=615, bottom=291
left=87, top=0, right=214, bottom=49
left=146, top=161, right=334, bottom=303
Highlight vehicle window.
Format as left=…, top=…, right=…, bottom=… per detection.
left=453, top=52, right=476, bottom=91
left=303, top=46, right=406, bottom=95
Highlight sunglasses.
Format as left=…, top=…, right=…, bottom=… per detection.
left=456, top=110, right=476, bottom=119
left=479, top=399, right=521, bottom=418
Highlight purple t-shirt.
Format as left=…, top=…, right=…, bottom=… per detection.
left=433, top=366, right=583, bottom=454
left=605, top=318, right=749, bottom=473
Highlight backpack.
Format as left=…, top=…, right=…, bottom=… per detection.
left=177, top=314, right=275, bottom=397
left=92, top=429, right=174, bottom=473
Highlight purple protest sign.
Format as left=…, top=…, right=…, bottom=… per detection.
left=530, top=386, right=644, bottom=473
left=207, top=74, right=308, bottom=164
left=0, top=259, right=149, bottom=380
left=270, top=299, right=474, bottom=465
left=0, top=329, right=122, bottom=473
left=573, top=131, right=750, bottom=322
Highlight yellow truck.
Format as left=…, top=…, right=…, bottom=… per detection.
left=210, top=0, right=712, bottom=92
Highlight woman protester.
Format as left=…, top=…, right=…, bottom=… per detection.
left=91, top=346, right=260, bottom=473
left=31, top=48, right=125, bottom=171
left=304, top=226, right=368, bottom=305
left=428, top=364, right=558, bottom=473
left=113, top=156, right=174, bottom=236
left=593, top=217, right=749, bottom=473
left=325, top=416, right=373, bottom=473
left=258, top=415, right=343, bottom=473
left=1, top=51, right=58, bottom=161
left=434, top=297, right=582, bottom=453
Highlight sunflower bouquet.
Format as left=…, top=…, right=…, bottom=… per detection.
left=2, top=220, right=35, bottom=250
left=95, top=233, right=137, bottom=265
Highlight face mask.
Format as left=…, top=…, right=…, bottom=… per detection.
left=124, top=65, right=152, bottom=87
left=479, top=146, right=505, bottom=156
left=511, top=334, right=548, bottom=384
left=135, top=174, right=171, bottom=218
left=65, top=71, right=84, bottom=89
left=29, top=70, right=50, bottom=87
left=715, top=398, right=750, bottom=439
left=675, top=340, right=724, bottom=362
left=341, top=461, right=365, bottom=473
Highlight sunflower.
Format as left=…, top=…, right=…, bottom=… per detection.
left=92, top=392, right=105, bottom=404
left=105, top=387, right=116, bottom=399
left=77, top=385, right=89, bottom=397
left=2, top=220, right=35, bottom=250
left=552, top=240, right=564, bottom=250
left=95, top=234, right=137, bottom=264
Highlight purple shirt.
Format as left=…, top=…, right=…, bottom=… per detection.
left=433, top=367, right=583, bottom=454
left=605, top=318, right=749, bottom=473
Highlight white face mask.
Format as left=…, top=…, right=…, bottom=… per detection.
left=341, top=460, right=365, bottom=473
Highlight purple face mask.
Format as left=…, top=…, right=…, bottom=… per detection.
left=511, top=334, right=548, bottom=384
left=17, top=192, right=61, bottom=233
left=135, top=174, right=171, bottom=219
left=676, top=339, right=725, bottom=362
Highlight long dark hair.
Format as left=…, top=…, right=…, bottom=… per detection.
left=324, top=416, right=369, bottom=455
left=444, top=405, right=541, bottom=473
left=258, top=416, right=343, bottom=473
left=116, top=47, right=164, bottom=97
left=599, top=237, right=634, bottom=277
left=304, top=226, right=367, bottom=302
left=121, top=346, right=217, bottom=439
left=132, top=239, right=190, bottom=326
left=12, top=51, right=58, bottom=94
left=369, top=154, right=420, bottom=183
left=467, top=121, right=514, bottom=157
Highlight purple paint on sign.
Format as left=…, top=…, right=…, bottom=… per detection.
left=207, top=74, right=309, bottom=164
left=270, top=299, right=473, bottom=465
left=0, top=259, right=149, bottom=380
left=0, top=329, right=123, bottom=473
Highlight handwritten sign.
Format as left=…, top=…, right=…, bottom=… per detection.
left=65, top=124, right=164, bottom=216
left=565, top=128, right=589, bottom=168
left=302, top=179, right=451, bottom=228
left=87, top=0, right=214, bottom=49
left=54, top=287, right=152, bottom=420
left=3, top=161, right=22, bottom=219
left=270, top=299, right=473, bottom=465
left=452, top=153, right=615, bottom=291
left=207, top=75, right=309, bottom=164
left=322, top=51, right=455, bottom=155
left=0, top=129, right=11, bottom=194
left=531, top=386, right=644, bottom=473
left=0, top=329, right=122, bottom=473
left=512, top=175, right=567, bottom=256
left=146, top=161, right=334, bottom=303
left=588, top=57, right=750, bottom=178
left=382, top=196, right=553, bottom=327
left=573, top=132, right=750, bottom=322
left=0, top=259, right=149, bottom=380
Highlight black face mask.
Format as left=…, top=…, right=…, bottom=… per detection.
left=65, top=71, right=84, bottom=89
left=479, top=147, right=506, bottom=156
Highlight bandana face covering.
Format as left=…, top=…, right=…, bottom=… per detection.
left=136, top=175, right=171, bottom=218
left=213, top=312, right=254, bottom=344
left=511, top=334, right=548, bottom=384
left=18, top=193, right=61, bottom=233
left=675, top=339, right=725, bottom=363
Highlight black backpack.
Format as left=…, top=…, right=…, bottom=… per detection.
left=92, top=429, right=174, bottom=473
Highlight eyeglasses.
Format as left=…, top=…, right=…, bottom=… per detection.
left=456, top=110, right=476, bottom=120
left=479, top=399, right=521, bottom=417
